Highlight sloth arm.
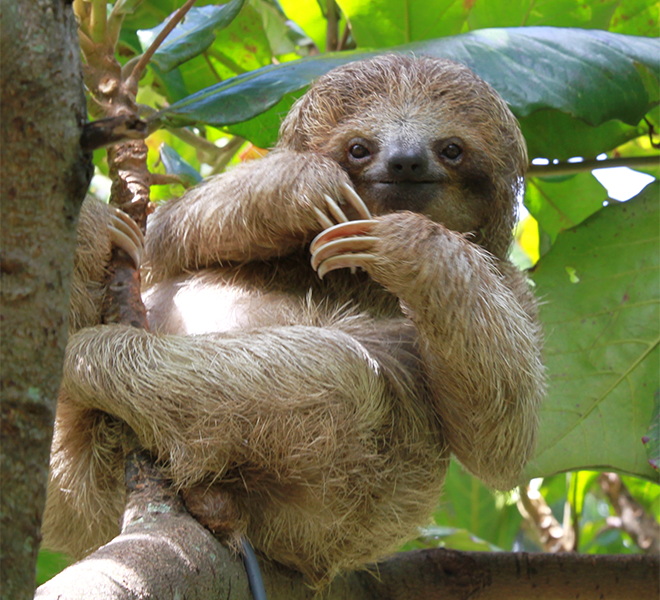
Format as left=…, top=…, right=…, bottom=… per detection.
left=315, top=211, right=545, bottom=491
left=145, top=150, right=359, bottom=283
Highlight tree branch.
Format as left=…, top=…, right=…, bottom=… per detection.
left=600, top=473, right=660, bottom=553
left=35, top=546, right=660, bottom=600
left=527, top=155, right=659, bottom=178
left=517, top=485, right=574, bottom=552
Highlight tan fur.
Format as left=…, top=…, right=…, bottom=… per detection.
left=43, top=55, right=544, bottom=587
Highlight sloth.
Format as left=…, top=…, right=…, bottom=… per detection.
left=43, top=54, right=545, bottom=587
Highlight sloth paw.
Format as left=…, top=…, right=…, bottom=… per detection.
left=108, top=208, right=144, bottom=269
left=310, top=219, right=379, bottom=279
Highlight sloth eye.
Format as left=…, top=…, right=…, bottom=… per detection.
left=348, top=143, right=371, bottom=160
left=441, top=143, right=462, bottom=160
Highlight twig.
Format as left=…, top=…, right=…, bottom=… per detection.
left=518, top=485, right=574, bottom=552
left=599, top=473, right=660, bottom=553
left=125, top=0, right=198, bottom=94
left=337, top=20, right=352, bottom=51
left=326, top=0, right=339, bottom=52
left=527, top=155, right=659, bottom=178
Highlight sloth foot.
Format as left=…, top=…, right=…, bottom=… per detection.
left=108, top=208, right=145, bottom=269
left=310, top=219, right=379, bottom=279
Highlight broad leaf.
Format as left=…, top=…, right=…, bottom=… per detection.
left=610, top=0, right=660, bottom=36
left=519, top=109, right=644, bottom=161
left=337, top=0, right=469, bottom=47
left=525, top=172, right=609, bottom=242
left=527, top=182, right=659, bottom=481
left=138, top=0, right=246, bottom=73
left=159, top=143, right=202, bottom=187
left=150, top=27, right=659, bottom=157
left=432, top=461, right=522, bottom=550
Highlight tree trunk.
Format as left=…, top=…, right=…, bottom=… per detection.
left=0, top=1, right=91, bottom=598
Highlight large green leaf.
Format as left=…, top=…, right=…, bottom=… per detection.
left=467, top=0, right=623, bottom=31
left=150, top=50, right=372, bottom=129
left=150, top=27, right=659, bottom=154
left=432, top=461, right=522, bottom=550
left=519, top=108, right=644, bottom=161
left=138, top=0, right=246, bottom=73
left=337, top=0, right=633, bottom=48
left=337, top=0, right=469, bottom=47
left=610, top=0, right=660, bottom=36
left=527, top=182, right=659, bottom=481
left=525, top=172, right=609, bottom=242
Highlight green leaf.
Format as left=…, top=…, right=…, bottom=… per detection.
left=610, top=0, right=660, bottom=36
left=434, top=461, right=522, bottom=550
left=408, top=29, right=659, bottom=126
left=159, top=143, right=202, bottom=186
left=520, top=109, right=644, bottom=161
left=150, top=28, right=659, bottom=154
left=139, top=0, right=246, bottom=73
left=150, top=50, right=374, bottom=129
left=404, top=526, right=503, bottom=552
left=568, top=470, right=600, bottom=515
left=467, top=0, right=623, bottom=30
left=527, top=182, right=660, bottom=481
left=525, top=172, right=609, bottom=242
left=337, top=0, right=470, bottom=47
left=642, top=390, right=660, bottom=470
left=36, top=549, right=70, bottom=586
left=278, top=0, right=328, bottom=52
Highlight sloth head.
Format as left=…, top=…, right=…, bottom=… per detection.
left=279, top=54, right=527, bottom=259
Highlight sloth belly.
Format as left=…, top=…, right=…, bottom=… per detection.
left=143, top=268, right=305, bottom=335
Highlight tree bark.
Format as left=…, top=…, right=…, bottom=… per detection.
left=0, top=1, right=91, bottom=598
left=36, top=539, right=659, bottom=600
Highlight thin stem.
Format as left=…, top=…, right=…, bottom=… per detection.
left=125, top=0, right=198, bottom=94
left=527, top=155, right=659, bottom=178
left=326, top=0, right=339, bottom=52
left=338, top=20, right=351, bottom=51
left=203, top=52, right=223, bottom=82
left=72, top=0, right=92, bottom=38
left=78, top=28, right=95, bottom=56
left=89, top=0, right=107, bottom=44
left=166, top=127, right=228, bottom=156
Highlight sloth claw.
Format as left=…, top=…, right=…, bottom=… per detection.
left=340, top=183, right=371, bottom=219
left=312, top=186, right=371, bottom=231
left=323, top=194, right=349, bottom=223
left=108, top=209, right=144, bottom=269
left=317, top=254, right=378, bottom=279
left=310, top=219, right=380, bottom=278
left=310, top=220, right=377, bottom=254
left=311, top=236, right=378, bottom=271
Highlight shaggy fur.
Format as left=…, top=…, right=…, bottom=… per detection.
left=43, top=55, right=544, bottom=587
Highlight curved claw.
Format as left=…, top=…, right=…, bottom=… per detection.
left=340, top=183, right=372, bottom=219
left=311, top=236, right=378, bottom=271
left=310, top=220, right=377, bottom=254
left=324, top=194, right=349, bottom=223
left=317, top=253, right=378, bottom=279
left=108, top=209, right=144, bottom=268
left=313, top=206, right=334, bottom=230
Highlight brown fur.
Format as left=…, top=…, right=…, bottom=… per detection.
left=43, top=55, right=544, bottom=587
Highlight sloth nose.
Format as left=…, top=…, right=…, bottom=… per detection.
left=385, top=146, right=430, bottom=181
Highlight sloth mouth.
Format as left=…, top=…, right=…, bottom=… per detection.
left=368, top=181, right=442, bottom=213
left=377, top=181, right=442, bottom=186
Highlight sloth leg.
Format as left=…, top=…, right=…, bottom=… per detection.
left=62, top=323, right=400, bottom=488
